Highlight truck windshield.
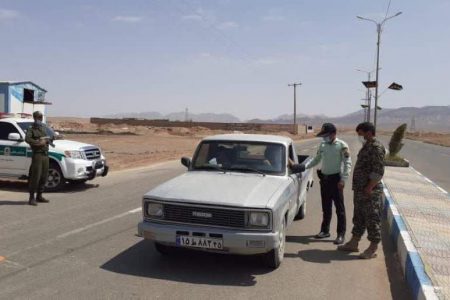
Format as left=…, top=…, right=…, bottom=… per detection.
left=17, top=122, right=57, bottom=138
left=192, top=141, right=286, bottom=176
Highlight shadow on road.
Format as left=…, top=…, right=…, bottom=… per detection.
left=101, top=240, right=271, bottom=286
left=0, top=179, right=28, bottom=192
left=0, top=200, right=29, bottom=206
left=381, top=222, right=413, bottom=300
left=286, top=235, right=335, bottom=245
left=0, top=179, right=99, bottom=193
left=285, top=248, right=358, bottom=263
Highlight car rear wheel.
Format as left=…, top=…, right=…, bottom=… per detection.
left=45, top=162, right=65, bottom=191
left=263, top=218, right=286, bottom=269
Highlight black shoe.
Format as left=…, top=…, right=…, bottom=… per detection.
left=314, top=232, right=331, bottom=239
left=333, top=235, right=345, bottom=245
left=37, top=194, right=49, bottom=203
left=29, top=193, right=37, bottom=206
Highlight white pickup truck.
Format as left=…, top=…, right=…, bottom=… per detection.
left=138, top=134, right=314, bottom=268
left=0, top=117, right=109, bottom=191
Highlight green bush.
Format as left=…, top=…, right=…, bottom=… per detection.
left=385, top=123, right=409, bottom=167
left=389, top=123, right=407, bottom=157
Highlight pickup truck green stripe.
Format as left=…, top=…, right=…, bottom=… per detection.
left=49, top=152, right=65, bottom=161
left=0, top=146, right=64, bottom=161
left=0, top=145, right=27, bottom=157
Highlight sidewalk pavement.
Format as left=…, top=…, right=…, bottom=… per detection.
left=384, top=166, right=450, bottom=300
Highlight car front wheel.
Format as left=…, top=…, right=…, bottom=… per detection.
left=263, top=218, right=286, bottom=269
left=45, top=162, right=65, bottom=191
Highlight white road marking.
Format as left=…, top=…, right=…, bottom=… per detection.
left=57, top=208, right=141, bottom=239
left=7, top=207, right=141, bottom=257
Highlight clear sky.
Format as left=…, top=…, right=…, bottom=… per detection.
left=1, top=0, right=449, bottom=120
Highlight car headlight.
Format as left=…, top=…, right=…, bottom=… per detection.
left=146, top=202, right=164, bottom=218
left=248, top=211, right=270, bottom=227
left=64, top=150, right=86, bottom=160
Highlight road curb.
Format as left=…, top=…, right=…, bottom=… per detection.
left=383, top=182, right=439, bottom=300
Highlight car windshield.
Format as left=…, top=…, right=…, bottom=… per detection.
left=192, top=140, right=286, bottom=176
left=17, top=122, right=57, bottom=138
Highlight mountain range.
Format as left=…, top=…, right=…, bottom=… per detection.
left=105, top=105, right=450, bottom=132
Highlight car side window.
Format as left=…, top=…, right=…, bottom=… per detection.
left=0, top=122, right=20, bottom=140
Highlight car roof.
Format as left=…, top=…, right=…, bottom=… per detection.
left=0, top=118, right=33, bottom=123
left=202, top=134, right=293, bottom=145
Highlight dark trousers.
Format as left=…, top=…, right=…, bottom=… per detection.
left=319, top=172, right=346, bottom=235
left=29, top=153, right=49, bottom=193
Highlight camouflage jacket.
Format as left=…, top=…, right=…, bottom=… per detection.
left=25, top=124, right=49, bottom=154
left=352, top=138, right=386, bottom=190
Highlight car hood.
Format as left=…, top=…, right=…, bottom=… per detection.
left=53, top=139, right=98, bottom=151
left=145, top=171, right=288, bottom=208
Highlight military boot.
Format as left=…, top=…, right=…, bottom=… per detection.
left=29, top=192, right=37, bottom=206
left=337, top=235, right=360, bottom=252
left=36, top=193, right=49, bottom=203
left=359, top=242, right=378, bottom=259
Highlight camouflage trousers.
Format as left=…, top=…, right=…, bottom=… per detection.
left=351, top=188, right=384, bottom=243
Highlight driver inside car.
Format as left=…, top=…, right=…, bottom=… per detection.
left=263, top=145, right=282, bottom=171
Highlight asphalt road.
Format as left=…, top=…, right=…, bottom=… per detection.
left=387, top=137, right=450, bottom=192
left=0, top=135, right=431, bottom=300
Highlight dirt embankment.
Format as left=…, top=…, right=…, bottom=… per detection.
left=405, top=132, right=450, bottom=147
left=47, top=118, right=314, bottom=171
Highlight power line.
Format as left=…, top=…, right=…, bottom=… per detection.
left=384, top=0, right=393, bottom=20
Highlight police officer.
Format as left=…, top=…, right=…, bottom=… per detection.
left=291, top=123, right=352, bottom=245
left=338, top=122, right=386, bottom=259
left=25, top=111, right=50, bottom=206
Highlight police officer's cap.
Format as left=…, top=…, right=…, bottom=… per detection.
left=316, top=123, right=337, bottom=137
left=33, top=111, right=43, bottom=119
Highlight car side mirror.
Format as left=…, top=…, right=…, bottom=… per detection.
left=181, top=157, right=192, bottom=168
left=8, top=133, right=22, bottom=142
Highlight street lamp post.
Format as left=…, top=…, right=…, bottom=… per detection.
left=356, top=68, right=377, bottom=122
left=288, top=82, right=302, bottom=134
left=357, top=11, right=402, bottom=129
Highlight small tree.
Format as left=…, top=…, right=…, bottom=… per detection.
left=388, top=123, right=407, bottom=157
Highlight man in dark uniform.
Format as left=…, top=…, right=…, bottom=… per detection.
left=338, top=122, right=386, bottom=259
left=290, top=123, right=352, bottom=244
left=25, top=111, right=50, bottom=206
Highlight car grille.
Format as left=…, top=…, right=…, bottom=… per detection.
left=83, top=148, right=101, bottom=160
left=161, top=203, right=246, bottom=229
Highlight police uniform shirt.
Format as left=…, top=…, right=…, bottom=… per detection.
left=305, top=138, right=352, bottom=182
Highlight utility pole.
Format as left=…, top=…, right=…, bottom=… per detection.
left=411, top=116, right=416, bottom=132
left=366, top=72, right=372, bottom=122
left=288, top=82, right=302, bottom=134
left=184, top=107, right=189, bottom=122
left=357, top=11, right=402, bottom=129
left=374, top=24, right=381, bottom=129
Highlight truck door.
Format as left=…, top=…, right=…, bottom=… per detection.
left=0, top=122, right=29, bottom=176
left=288, top=144, right=301, bottom=218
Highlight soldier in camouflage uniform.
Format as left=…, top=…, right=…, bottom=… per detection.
left=338, top=122, right=386, bottom=259
left=25, top=111, right=50, bottom=206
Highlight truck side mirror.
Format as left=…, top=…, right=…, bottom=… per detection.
left=181, top=157, right=191, bottom=168
left=8, top=133, right=22, bottom=142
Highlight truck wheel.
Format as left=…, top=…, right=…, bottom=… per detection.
left=154, top=242, right=173, bottom=255
left=46, top=162, right=65, bottom=191
left=263, top=218, right=286, bottom=269
left=295, top=200, right=306, bottom=220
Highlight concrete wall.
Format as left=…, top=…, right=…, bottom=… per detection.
left=91, top=118, right=298, bottom=133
